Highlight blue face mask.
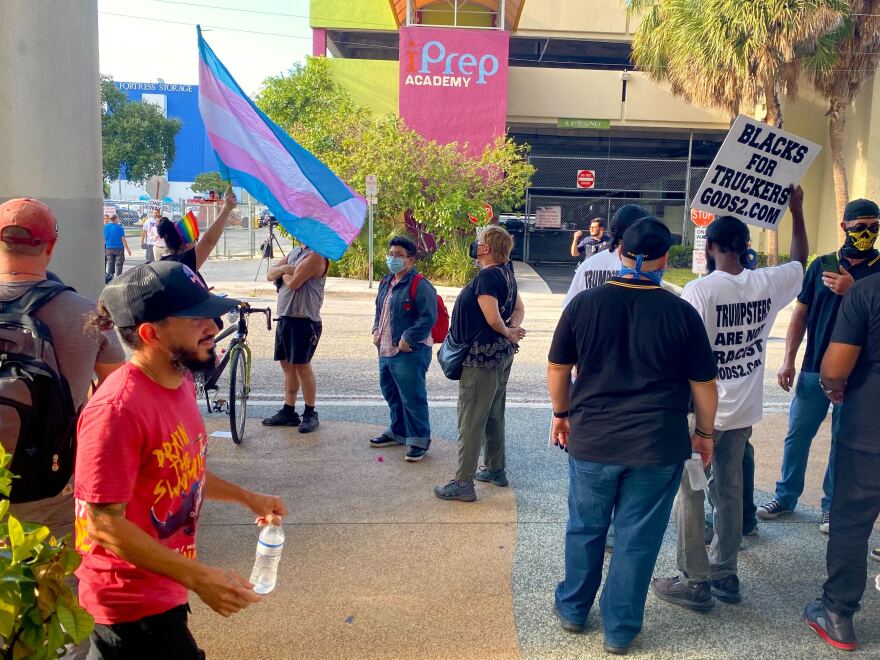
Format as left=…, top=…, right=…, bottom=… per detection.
left=619, top=255, right=665, bottom=285
left=386, top=256, right=406, bottom=274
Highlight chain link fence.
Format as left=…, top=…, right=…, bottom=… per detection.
left=106, top=199, right=263, bottom=259
left=519, top=155, right=710, bottom=265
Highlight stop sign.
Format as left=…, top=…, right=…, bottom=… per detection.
left=576, top=170, right=596, bottom=189
left=690, top=209, right=715, bottom=227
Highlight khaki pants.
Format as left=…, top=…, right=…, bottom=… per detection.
left=454, top=355, right=513, bottom=482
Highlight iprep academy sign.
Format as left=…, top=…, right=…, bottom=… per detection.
left=691, top=115, right=821, bottom=231
left=399, top=26, right=509, bottom=157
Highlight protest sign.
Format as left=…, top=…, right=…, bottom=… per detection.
left=691, top=115, right=820, bottom=231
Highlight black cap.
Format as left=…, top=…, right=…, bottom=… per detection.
left=843, top=199, right=880, bottom=222
left=622, top=217, right=672, bottom=260
left=100, top=261, right=240, bottom=327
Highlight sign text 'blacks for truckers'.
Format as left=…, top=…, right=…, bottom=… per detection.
left=691, top=115, right=821, bottom=231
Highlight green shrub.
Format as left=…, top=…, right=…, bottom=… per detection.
left=421, top=235, right=476, bottom=287
left=329, top=222, right=400, bottom=280
left=0, top=445, right=93, bottom=659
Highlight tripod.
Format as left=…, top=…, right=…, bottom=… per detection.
left=254, top=221, right=287, bottom=281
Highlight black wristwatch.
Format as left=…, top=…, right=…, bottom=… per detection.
left=553, top=410, right=569, bottom=419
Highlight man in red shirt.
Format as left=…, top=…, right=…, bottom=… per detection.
left=75, top=260, right=287, bottom=659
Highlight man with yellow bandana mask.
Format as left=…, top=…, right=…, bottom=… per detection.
left=760, top=199, right=880, bottom=542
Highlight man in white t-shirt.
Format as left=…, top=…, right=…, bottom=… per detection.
left=140, top=208, right=166, bottom=263
left=563, top=205, right=651, bottom=309
left=653, top=186, right=807, bottom=610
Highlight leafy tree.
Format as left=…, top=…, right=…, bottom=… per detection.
left=191, top=171, right=231, bottom=195
left=255, top=58, right=534, bottom=241
left=0, top=445, right=93, bottom=659
left=101, top=76, right=181, bottom=187
left=801, top=1, right=880, bottom=234
left=629, top=0, right=846, bottom=261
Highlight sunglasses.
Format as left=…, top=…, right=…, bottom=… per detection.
left=847, top=223, right=880, bottom=232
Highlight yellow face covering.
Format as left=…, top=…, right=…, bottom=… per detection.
left=843, top=222, right=879, bottom=258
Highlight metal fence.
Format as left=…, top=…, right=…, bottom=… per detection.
left=519, top=154, right=710, bottom=265
left=107, top=199, right=267, bottom=259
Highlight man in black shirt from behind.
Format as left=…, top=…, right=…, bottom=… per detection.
left=547, top=218, right=718, bottom=655
left=804, top=273, right=880, bottom=652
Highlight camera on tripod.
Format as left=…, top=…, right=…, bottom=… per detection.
left=255, top=214, right=286, bottom=280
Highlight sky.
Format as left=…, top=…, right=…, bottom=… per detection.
left=98, top=0, right=313, bottom=96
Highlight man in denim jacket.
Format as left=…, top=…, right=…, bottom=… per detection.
left=370, top=236, right=438, bottom=462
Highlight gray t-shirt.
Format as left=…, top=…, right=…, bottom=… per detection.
left=0, top=282, right=125, bottom=536
left=276, top=247, right=328, bottom=322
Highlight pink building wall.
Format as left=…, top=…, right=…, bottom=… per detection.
left=398, top=26, right=510, bottom=157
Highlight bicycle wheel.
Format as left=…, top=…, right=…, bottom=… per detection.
left=228, top=347, right=248, bottom=444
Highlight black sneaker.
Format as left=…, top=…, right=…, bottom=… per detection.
left=370, top=435, right=400, bottom=448
left=474, top=467, right=509, bottom=487
left=603, top=641, right=629, bottom=656
left=757, top=499, right=793, bottom=520
left=710, top=575, right=742, bottom=604
left=652, top=576, right=714, bottom=611
left=551, top=603, right=585, bottom=634
left=820, top=512, right=830, bottom=535
left=804, top=599, right=857, bottom=651
left=299, top=410, right=319, bottom=433
left=261, top=409, right=300, bottom=427
left=405, top=447, right=428, bottom=462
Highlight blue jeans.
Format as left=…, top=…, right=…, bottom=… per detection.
left=555, top=458, right=683, bottom=647
left=378, top=345, right=431, bottom=449
left=774, top=372, right=840, bottom=513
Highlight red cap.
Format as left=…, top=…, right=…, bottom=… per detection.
left=0, top=198, right=59, bottom=245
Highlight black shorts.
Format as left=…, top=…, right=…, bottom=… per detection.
left=274, top=316, right=322, bottom=364
left=88, top=604, right=204, bottom=660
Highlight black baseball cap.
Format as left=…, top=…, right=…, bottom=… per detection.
left=843, top=199, right=880, bottom=222
left=622, top=217, right=673, bottom=260
left=101, top=261, right=239, bottom=327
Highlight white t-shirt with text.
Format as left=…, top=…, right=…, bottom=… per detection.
left=682, top=261, right=803, bottom=430
left=563, top=248, right=622, bottom=308
left=563, top=247, right=681, bottom=307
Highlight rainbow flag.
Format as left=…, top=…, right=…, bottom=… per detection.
left=177, top=210, right=200, bottom=243
left=196, top=27, right=365, bottom=260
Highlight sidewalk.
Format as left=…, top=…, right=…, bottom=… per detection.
left=190, top=406, right=880, bottom=659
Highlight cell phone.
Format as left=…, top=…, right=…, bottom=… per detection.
left=820, top=253, right=839, bottom=273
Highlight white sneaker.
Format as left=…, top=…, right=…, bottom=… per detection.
left=819, top=511, right=830, bottom=535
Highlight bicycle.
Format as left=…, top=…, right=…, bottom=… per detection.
left=197, top=301, right=272, bottom=444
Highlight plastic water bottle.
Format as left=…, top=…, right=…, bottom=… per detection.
left=685, top=452, right=709, bottom=491
left=249, top=524, right=284, bottom=595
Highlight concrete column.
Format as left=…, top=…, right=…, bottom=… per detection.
left=0, top=0, right=103, bottom=298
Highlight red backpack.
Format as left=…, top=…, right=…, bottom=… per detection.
left=408, top=274, right=449, bottom=343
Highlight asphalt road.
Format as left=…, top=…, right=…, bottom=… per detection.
left=118, top=254, right=801, bottom=415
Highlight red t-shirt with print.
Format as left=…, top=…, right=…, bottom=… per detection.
left=74, top=362, right=208, bottom=625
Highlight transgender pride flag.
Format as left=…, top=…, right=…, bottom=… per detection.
left=197, top=27, right=365, bottom=260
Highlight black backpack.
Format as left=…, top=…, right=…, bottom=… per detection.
left=0, top=281, right=78, bottom=503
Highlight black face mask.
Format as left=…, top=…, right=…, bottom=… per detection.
left=841, top=223, right=879, bottom=259
left=469, top=240, right=479, bottom=260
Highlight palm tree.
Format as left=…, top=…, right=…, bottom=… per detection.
left=629, top=0, right=847, bottom=261
left=801, top=1, right=880, bottom=236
